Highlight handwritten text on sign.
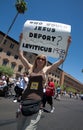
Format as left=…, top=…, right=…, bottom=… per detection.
left=20, top=20, right=71, bottom=58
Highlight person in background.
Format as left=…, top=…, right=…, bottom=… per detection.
left=22, top=72, right=29, bottom=91
left=1, top=77, right=8, bottom=96
left=43, top=77, right=55, bottom=113
left=5, top=76, right=9, bottom=86
left=14, top=72, right=29, bottom=102
left=1, top=74, right=6, bottom=80
left=56, top=85, right=61, bottom=100
left=2, top=78, right=7, bottom=87
left=69, top=91, right=72, bottom=98
left=16, top=33, right=71, bottom=130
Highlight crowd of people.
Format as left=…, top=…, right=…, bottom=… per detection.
left=0, top=72, right=29, bottom=98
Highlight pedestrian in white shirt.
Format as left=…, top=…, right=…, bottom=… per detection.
left=13, top=72, right=29, bottom=102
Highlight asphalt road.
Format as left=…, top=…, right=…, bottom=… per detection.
left=0, top=95, right=83, bottom=130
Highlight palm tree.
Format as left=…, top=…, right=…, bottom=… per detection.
left=1, top=0, right=27, bottom=44
left=15, top=0, right=27, bottom=13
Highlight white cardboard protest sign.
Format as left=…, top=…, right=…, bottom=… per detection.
left=20, top=20, right=71, bottom=58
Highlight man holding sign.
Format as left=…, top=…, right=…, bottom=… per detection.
left=17, top=20, right=71, bottom=130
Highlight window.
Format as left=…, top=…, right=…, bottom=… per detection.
left=10, top=43, right=14, bottom=49
left=0, top=48, right=3, bottom=52
left=6, top=51, right=11, bottom=56
left=3, top=39, right=7, bottom=44
left=57, top=81, right=59, bottom=84
left=18, top=65, right=23, bottom=72
left=54, top=79, right=56, bottom=82
left=2, top=59, right=9, bottom=65
left=14, top=55, right=18, bottom=59
left=11, top=62, right=16, bottom=69
left=52, top=73, right=54, bottom=76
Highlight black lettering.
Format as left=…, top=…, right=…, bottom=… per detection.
left=34, top=22, right=38, bottom=24
left=46, top=23, right=50, bottom=26
left=42, top=27, right=46, bottom=31
left=22, top=43, right=26, bottom=47
left=26, top=44, right=29, bottom=48
left=38, top=26, right=42, bottom=30
left=32, top=45, right=35, bottom=49
left=30, top=21, right=33, bottom=24
left=47, top=36, right=51, bottom=41
left=34, top=33, right=37, bottom=38
left=34, top=26, right=37, bottom=30
left=40, top=46, right=44, bottom=51
left=37, top=46, right=40, bottom=50
left=51, top=36, right=56, bottom=41
left=48, top=48, right=52, bottom=52
left=39, top=22, right=43, bottom=25
left=38, top=34, right=42, bottom=38
left=47, top=28, right=51, bottom=32
left=29, top=32, right=33, bottom=37
left=29, top=44, right=33, bottom=49
left=51, top=24, right=55, bottom=27
left=44, top=47, right=48, bottom=52
left=29, top=32, right=56, bottom=42
left=51, top=28, right=56, bottom=32
left=42, top=35, right=46, bottom=40
left=34, top=26, right=56, bottom=33
left=34, top=45, right=39, bottom=50
left=22, top=43, right=52, bottom=53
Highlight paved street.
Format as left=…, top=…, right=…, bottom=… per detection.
left=0, top=95, right=83, bottom=130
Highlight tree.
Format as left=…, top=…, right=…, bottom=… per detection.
left=0, top=65, right=14, bottom=76
left=1, top=0, right=27, bottom=45
left=15, top=0, right=27, bottom=13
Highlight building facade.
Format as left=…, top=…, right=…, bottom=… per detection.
left=0, top=31, right=83, bottom=92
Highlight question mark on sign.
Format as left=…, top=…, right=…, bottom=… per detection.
left=57, top=36, right=62, bottom=45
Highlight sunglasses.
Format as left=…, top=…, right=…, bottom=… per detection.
left=37, top=57, right=46, bottom=61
